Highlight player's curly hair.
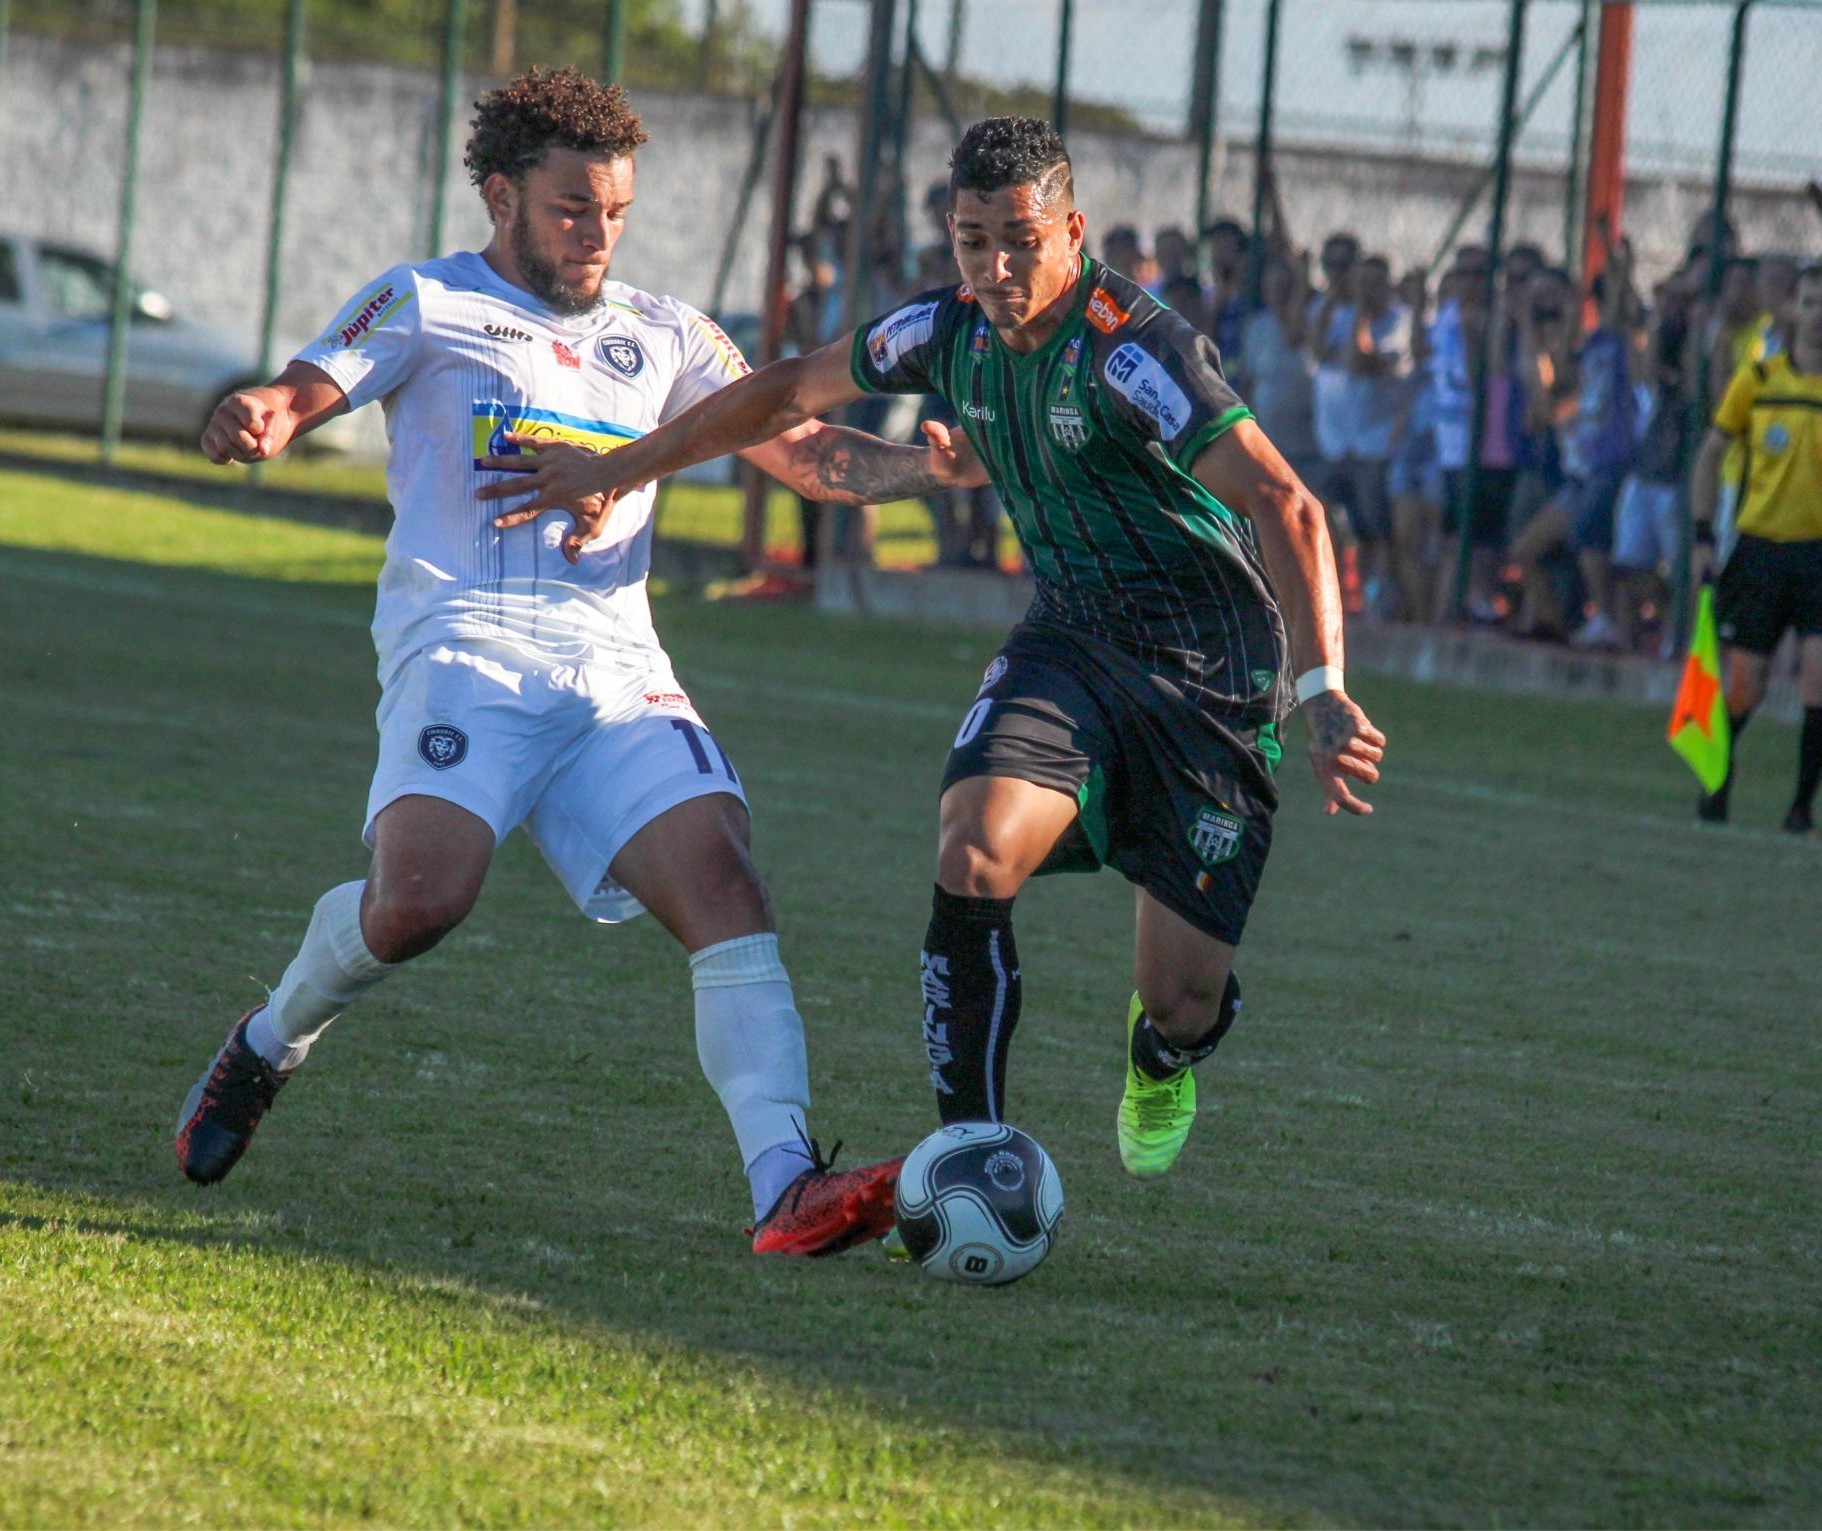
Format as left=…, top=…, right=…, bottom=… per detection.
left=948, top=116, right=1073, bottom=205
left=464, top=67, right=649, bottom=187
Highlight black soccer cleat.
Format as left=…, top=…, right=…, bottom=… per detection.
left=1696, top=789, right=1730, bottom=824
left=174, top=1008, right=289, bottom=1185
left=1783, top=805, right=1814, bottom=836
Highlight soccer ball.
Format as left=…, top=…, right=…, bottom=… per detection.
left=894, top=1122, right=1064, bottom=1285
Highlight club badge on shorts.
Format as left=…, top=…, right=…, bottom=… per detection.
left=1188, top=804, right=1243, bottom=868
left=418, top=724, right=468, bottom=770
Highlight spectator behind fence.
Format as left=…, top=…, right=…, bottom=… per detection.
left=1689, top=263, right=1822, bottom=833
left=1504, top=265, right=1579, bottom=639
left=1203, top=217, right=1250, bottom=362
left=1235, top=252, right=1317, bottom=490
left=1311, top=252, right=1412, bottom=618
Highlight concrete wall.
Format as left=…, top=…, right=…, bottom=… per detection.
left=3, top=33, right=1806, bottom=361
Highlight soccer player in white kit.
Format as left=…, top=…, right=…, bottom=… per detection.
left=176, top=69, right=980, bottom=1257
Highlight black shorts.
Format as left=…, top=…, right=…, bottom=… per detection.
left=1715, top=534, right=1822, bottom=655
left=940, top=621, right=1279, bottom=945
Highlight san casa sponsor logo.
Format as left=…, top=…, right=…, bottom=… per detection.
left=1104, top=342, right=1193, bottom=441
left=327, top=284, right=411, bottom=348
left=483, top=322, right=533, bottom=343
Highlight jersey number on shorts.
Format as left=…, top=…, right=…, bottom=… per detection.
left=671, top=718, right=740, bottom=782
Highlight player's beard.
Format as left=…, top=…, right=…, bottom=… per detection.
left=511, top=203, right=605, bottom=316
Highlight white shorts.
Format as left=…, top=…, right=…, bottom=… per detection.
left=1611, top=476, right=1683, bottom=572
left=365, top=641, right=746, bottom=923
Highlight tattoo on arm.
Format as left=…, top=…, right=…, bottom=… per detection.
left=798, top=426, right=947, bottom=505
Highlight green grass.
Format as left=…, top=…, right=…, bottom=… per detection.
left=0, top=431, right=975, bottom=568
left=3, top=468, right=1820, bottom=1526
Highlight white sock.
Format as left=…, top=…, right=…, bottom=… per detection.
left=249, top=881, right=396, bottom=1070
left=690, top=933, right=814, bottom=1219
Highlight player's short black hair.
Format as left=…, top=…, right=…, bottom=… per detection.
left=464, top=67, right=649, bottom=188
left=949, top=117, right=1073, bottom=205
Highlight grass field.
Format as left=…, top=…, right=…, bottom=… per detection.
left=3, top=464, right=1819, bottom=1527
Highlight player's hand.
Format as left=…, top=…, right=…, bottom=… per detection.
left=201, top=387, right=291, bottom=465
left=1302, top=689, right=1385, bottom=816
left=1689, top=541, right=1717, bottom=594
left=477, top=433, right=638, bottom=565
left=922, top=419, right=989, bottom=489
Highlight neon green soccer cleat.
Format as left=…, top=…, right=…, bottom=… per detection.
left=1117, top=993, right=1196, bottom=1179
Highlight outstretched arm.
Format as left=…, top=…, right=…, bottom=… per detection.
left=744, top=417, right=986, bottom=506
left=475, top=335, right=874, bottom=559
left=1192, top=419, right=1386, bottom=816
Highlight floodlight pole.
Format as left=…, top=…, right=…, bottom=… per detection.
left=427, top=0, right=467, bottom=259
left=101, top=0, right=157, bottom=463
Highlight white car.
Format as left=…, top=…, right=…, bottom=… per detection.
left=0, top=234, right=275, bottom=444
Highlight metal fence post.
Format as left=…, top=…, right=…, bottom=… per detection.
left=602, top=0, right=626, bottom=83
left=1245, top=0, right=1281, bottom=307
left=1189, top=0, right=1224, bottom=237
left=1563, top=0, right=1596, bottom=272
left=1052, top=0, right=1073, bottom=134
left=843, top=0, right=899, bottom=336
left=1449, top=0, right=1528, bottom=619
left=101, top=0, right=158, bottom=463
left=257, top=0, right=308, bottom=388
left=427, top=0, right=467, bottom=260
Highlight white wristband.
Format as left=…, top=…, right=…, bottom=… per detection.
left=1295, top=665, right=1345, bottom=704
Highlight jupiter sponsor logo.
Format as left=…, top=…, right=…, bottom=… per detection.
left=326, top=283, right=413, bottom=348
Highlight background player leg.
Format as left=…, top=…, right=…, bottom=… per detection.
left=1786, top=635, right=1822, bottom=833
left=1701, top=647, right=1770, bottom=821
left=177, top=794, right=494, bottom=1184
left=608, top=792, right=897, bottom=1253
left=925, top=775, right=1078, bottom=1123
left=1118, top=890, right=1242, bottom=1179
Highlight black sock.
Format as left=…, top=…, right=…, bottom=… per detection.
left=1131, top=974, right=1243, bottom=1081
left=920, top=886, right=1020, bottom=1124
left=1795, top=708, right=1822, bottom=814
left=1706, top=708, right=1755, bottom=808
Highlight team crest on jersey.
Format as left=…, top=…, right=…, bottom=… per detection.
left=1766, top=422, right=1791, bottom=453
left=598, top=334, right=646, bottom=377
left=483, top=322, right=533, bottom=343
left=1250, top=667, right=1277, bottom=693
left=977, top=655, right=1008, bottom=694
left=1048, top=404, right=1089, bottom=451
left=552, top=340, right=581, bottom=370
left=418, top=725, right=468, bottom=770
left=1187, top=805, right=1243, bottom=867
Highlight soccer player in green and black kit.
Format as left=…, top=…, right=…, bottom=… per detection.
left=480, top=117, right=1386, bottom=1181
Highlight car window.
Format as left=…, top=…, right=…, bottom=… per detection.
left=0, top=244, right=20, bottom=305
left=40, top=248, right=116, bottom=321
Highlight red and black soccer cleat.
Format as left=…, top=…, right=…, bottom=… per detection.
left=748, top=1139, right=905, bottom=1258
left=174, top=1008, right=289, bottom=1185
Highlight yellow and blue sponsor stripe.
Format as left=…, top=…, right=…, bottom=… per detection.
left=471, top=403, right=643, bottom=470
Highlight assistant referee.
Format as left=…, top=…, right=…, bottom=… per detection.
left=1690, top=262, right=1822, bottom=831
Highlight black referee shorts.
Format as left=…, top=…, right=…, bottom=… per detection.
left=940, top=620, right=1280, bottom=946
left=1715, top=534, right=1822, bottom=655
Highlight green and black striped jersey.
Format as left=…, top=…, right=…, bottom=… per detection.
left=851, top=256, right=1290, bottom=723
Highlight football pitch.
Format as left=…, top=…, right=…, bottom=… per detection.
left=3, top=463, right=1818, bottom=1527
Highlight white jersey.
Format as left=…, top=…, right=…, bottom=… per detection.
left=294, top=252, right=751, bottom=683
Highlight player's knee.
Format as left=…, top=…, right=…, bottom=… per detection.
left=360, top=885, right=476, bottom=963
left=1142, top=970, right=1240, bottom=1046
left=935, top=834, right=1027, bottom=901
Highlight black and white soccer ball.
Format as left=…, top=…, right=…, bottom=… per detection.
left=894, top=1122, right=1064, bottom=1286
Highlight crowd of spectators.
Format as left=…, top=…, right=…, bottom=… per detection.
left=779, top=161, right=1806, bottom=659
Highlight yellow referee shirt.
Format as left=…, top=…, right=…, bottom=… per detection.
left=1714, top=354, right=1822, bottom=542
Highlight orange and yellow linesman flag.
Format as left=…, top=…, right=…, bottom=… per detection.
left=1668, top=585, right=1731, bottom=792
